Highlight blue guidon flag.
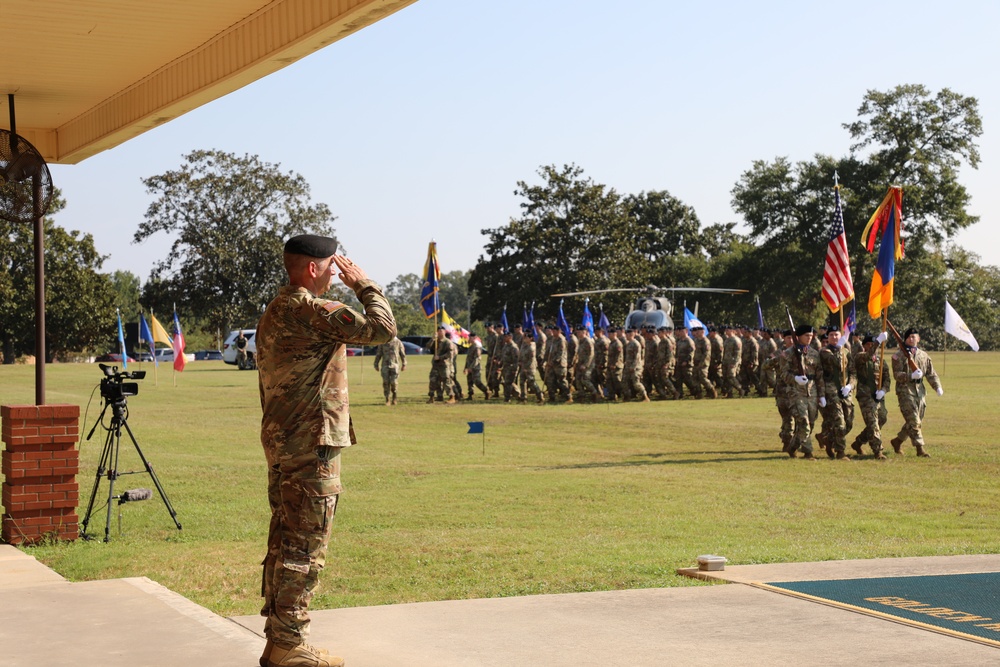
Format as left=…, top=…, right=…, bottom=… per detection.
left=467, top=421, right=485, bottom=434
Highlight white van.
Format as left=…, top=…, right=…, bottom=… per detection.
left=153, top=348, right=195, bottom=363
left=223, top=329, right=257, bottom=366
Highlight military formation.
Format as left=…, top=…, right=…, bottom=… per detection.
left=409, top=318, right=944, bottom=462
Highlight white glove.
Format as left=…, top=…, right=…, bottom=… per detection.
left=794, top=375, right=808, bottom=386
left=875, top=389, right=886, bottom=401
left=911, top=369, right=924, bottom=380
left=840, top=384, right=852, bottom=397
left=876, top=331, right=888, bottom=344
left=819, top=396, right=827, bottom=408
left=936, top=386, right=944, bottom=396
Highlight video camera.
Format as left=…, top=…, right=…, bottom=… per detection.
left=98, top=363, right=146, bottom=402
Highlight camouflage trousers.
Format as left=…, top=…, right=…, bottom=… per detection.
left=380, top=367, right=399, bottom=400
left=544, top=368, right=571, bottom=402
left=674, top=364, right=697, bottom=398
left=721, top=365, right=740, bottom=397
left=606, top=369, right=623, bottom=401
left=466, top=369, right=488, bottom=397
left=787, top=390, right=818, bottom=456
left=709, top=362, right=722, bottom=389
left=895, top=388, right=928, bottom=449
left=853, top=394, right=888, bottom=454
left=623, top=368, right=648, bottom=400
left=574, top=367, right=600, bottom=401
left=655, top=365, right=678, bottom=400
left=593, top=368, right=606, bottom=397
left=519, top=371, right=543, bottom=401
left=428, top=364, right=453, bottom=400
left=739, top=365, right=762, bottom=396
left=775, top=394, right=794, bottom=451
left=692, top=365, right=716, bottom=398
left=502, top=369, right=521, bottom=402
left=261, top=443, right=342, bottom=647
left=819, top=394, right=855, bottom=455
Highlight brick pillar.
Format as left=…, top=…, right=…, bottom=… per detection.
left=1, top=404, right=80, bottom=545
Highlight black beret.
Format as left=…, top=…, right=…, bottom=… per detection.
left=690, top=325, right=704, bottom=331
left=862, top=334, right=874, bottom=344
left=514, top=322, right=523, bottom=328
left=284, top=234, right=338, bottom=258
left=782, top=329, right=793, bottom=337
left=794, top=324, right=815, bottom=337
left=903, top=327, right=919, bottom=338
left=826, top=324, right=840, bottom=333
left=657, top=326, right=669, bottom=332
left=437, top=324, right=447, bottom=330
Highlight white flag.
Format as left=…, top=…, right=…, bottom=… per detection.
left=944, top=300, right=979, bottom=351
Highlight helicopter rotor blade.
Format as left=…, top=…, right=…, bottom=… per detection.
left=551, top=286, right=749, bottom=297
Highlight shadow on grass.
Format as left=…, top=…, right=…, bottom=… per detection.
left=538, top=450, right=789, bottom=469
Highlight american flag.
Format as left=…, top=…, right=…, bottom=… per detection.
left=821, top=186, right=854, bottom=312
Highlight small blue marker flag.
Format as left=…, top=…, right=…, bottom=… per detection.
left=500, top=305, right=509, bottom=333
left=467, top=421, right=485, bottom=434
left=756, top=298, right=765, bottom=330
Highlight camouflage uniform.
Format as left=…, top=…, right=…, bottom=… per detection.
left=758, top=333, right=778, bottom=395
left=573, top=332, right=600, bottom=402
left=501, top=337, right=521, bottom=403
left=891, top=346, right=942, bottom=455
left=780, top=342, right=824, bottom=458
left=565, top=334, right=577, bottom=387
left=257, top=280, right=395, bottom=647
left=623, top=332, right=648, bottom=401
left=674, top=331, right=695, bottom=398
left=464, top=342, right=489, bottom=399
left=534, top=327, right=548, bottom=371
left=544, top=331, right=571, bottom=403
left=606, top=332, right=624, bottom=401
left=818, top=343, right=857, bottom=458
left=593, top=332, right=609, bottom=398
left=425, top=334, right=456, bottom=402
left=691, top=330, right=716, bottom=399
left=485, top=329, right=502, bottom=398
left=852, top=346, right=891, bottom=457
left=656, top=330, right=679, bottom=400
left=739, top=332, right=760, bottom=397
left=518, top=337, right=544, bottom=403
left=373, top=336, right=406, bottom=405
left=642, top=331, right=659, bottom=395
left=708, top=330, right=724, bottom=389
left=721, top=331, right=742, bottom=398
left=765, top=340, right=794, bottom=450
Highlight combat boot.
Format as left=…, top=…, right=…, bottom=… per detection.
left=915, top=445, right=930, bottom=458
left=537, top=393, right=545, bottom=405
left=426, top=396, right=435, bottom=404
left=890, top=437, right=903, bottom=454
left=391, top=393, right=398, bottom=406
left=851, top=441, right=864, bottom=457
left=385, top=396, right=391, bottom=406
left=445, top=396, right=457, bottom=405
left=267, top=641, right=343, bottom=667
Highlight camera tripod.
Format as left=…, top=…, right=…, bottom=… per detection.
left=80, top=395, right=182, bottom=542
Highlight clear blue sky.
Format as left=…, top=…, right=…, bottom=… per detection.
left=50, top=0, right=1000, bottom=290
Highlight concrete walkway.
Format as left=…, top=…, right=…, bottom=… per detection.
left=2, top=544, right=999, bottom=666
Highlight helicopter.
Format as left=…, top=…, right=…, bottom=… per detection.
left=551, top=285, right=749, bottom=330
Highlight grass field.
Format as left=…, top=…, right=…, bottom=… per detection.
left=2, top=351, right=999, bottom=617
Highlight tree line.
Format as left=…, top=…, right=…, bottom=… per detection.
left=2, top=84, right=995, bottom=363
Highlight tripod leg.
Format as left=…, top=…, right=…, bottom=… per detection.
left=80, top=426, right=115, bottom=539
left=120, top=419, right=182, bottom=531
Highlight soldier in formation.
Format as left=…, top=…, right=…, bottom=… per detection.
left=816, top=325, right=857, bottom=459
left=518, top=328, right=544, bottom=404
left=889, top=328, right=943, bottom=457
left=373, top=335, right=406, bottom=406
left=851, top=332, right=890, bottom=458
left=463, top=336, right=490, bottom=400
left=425, top=325, right=456, bottom=404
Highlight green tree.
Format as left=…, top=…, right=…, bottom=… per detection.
left=470, top=165, right=714, bottom=325
left=0, top=192, right=116, bottom=362
left=133, top=149, right=337, bottom=333
left=729, top=85, right=984, bottom=332
left=110, top=270, right=141, bottom=318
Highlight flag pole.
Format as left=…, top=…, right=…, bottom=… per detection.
left=172, top=302, right=177, bottom=387
left=150, top=306, right=159, bottom=386
left=876, top=309, right=888, bottom=389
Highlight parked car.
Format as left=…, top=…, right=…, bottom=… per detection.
left=401, top=341, right=426, bottom=355
left=153, top=348, right=195, bottom=363
left=134, top=351, right=154, bottom=362
left=346, top=347, right=364, bottom=356
left=223, top=329, right=257, bottom=365
left=193, top=350, right=224, bottom=360
left=95, top=353, right=135, bottom=363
